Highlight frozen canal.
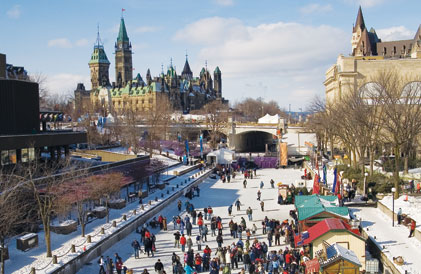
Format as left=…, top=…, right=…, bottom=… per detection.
left=78, top=168, right=301, bottom=273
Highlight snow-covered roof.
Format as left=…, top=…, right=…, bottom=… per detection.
left=320, top=243, right=361, bottom=267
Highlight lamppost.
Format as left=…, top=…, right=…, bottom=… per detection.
left=392, top=187, right=396, bottom=227
left=363, top=172, right=369, bottom=196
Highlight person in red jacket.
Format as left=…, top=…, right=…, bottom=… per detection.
left=285, top=251, right=292, bottom=269
left=409, top=219, right=416, bottom=238
left=195, top=253, right=202, bottom=272
left=180, top=234, right=187, bottom=252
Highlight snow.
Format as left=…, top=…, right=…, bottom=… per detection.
left=18, top=233, right=37, bottom=241
left=78, top=168, right=302, bottom=273
left=352, top=206, right=421, bottom=274
left=6, top=164, right=204, bottom=274
left=54, top=220, right=77, bottom=227
left=381, top=195, right=421, bottom=226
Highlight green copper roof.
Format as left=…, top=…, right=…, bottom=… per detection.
left=214, top=66, right=221, bottom=74
left=117, top=18, right=129, bottom=42
left=200, top=67, right=206, bottom=75
left=295, top=195, right=349, bottom=221
left=167, top=66, right=176, bottom=78
left=89, top=46, right=110, bottom=65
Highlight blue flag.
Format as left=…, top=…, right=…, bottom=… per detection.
left=323, top=164, right=327, bottom=185
left=200, top=134, right=203, bottom=159
left=185, top=140, right=190, bottom=157
left=331, top=168, right=338, bottom=193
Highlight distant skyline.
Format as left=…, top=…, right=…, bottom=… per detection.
left=2, top=0, right=421, bottom=110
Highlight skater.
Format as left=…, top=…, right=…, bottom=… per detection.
left=196, top=235, right=202, bottom=250
left=270, top=179, right=275, bottom=188
left=174, top=231, right=181, bottom=248
left=98, top=256, right=105, bottom=274
left=260, top=201, right=264, bottom=211
left=260, top=181, right=264, bottom=189
left=228, top=205, right=233, bottom=216
left=131, top=239, right=141, bottom=258
left=180, top=234, right=187, bottom=252
left=243, top=180, right=247, bottom=188
left=409, top=220, right=416, bottom=238
left=154, top=259, right=164, bottom=274
left=235, top=200, right=241, bottom=211
left=397, top=208, right=402, bottom=225
left=257, top=190, right=261, bottom=201
left=246, top=207, right=253, bottom=221
left=178, top=200, right=182, bottom=211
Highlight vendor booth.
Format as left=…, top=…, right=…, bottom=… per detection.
left=206, top=148, right=235, bottom=165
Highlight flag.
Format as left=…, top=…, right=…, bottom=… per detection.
left=312, top=174, right=320, bottom=194
left=336, top=171, right=341, bottom=195
left=185, top=140, right=189, bottom=157
left=331, top=168, right=338, bottom=194
left=200, top=134, right=203, bottom=159
left=323, top=164, right=327, bottom=185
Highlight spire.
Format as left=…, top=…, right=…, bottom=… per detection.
left=182, top=53, right=193, bottom=78
left=354, top=6, right=366, bottom=31
left=89, top=26, right=110, bottom=65
left=214, top=66, right=221, bottom=74
left=117, top=17, right=129, bottom=42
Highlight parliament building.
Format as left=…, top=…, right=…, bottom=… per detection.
left=75, top=16, right=224, bottom=116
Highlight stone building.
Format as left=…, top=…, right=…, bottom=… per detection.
left=75, top=16, right=225, bottom=116
left=325, top=6, right=421, bottom=103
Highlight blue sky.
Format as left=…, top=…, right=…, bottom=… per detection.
left=2, top=0, right=420, bottom=110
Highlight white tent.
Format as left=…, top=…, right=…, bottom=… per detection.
left=258, top=113, right=280, bottom=124
left=206, top=148, right=235, bottom=165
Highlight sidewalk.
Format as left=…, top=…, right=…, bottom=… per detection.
left=352, top=207, right=421, bottom=274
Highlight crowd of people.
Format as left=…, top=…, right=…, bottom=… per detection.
left=98, top=165, right=311, bottom=274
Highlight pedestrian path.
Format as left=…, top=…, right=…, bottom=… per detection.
left=78, top=168, right=302, bottom=273
left=353, top=207, right=421, bottom=274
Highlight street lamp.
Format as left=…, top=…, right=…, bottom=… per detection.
left=391, top=187, right=396, bottom=227
left=363, top=172, right=369, bottom=196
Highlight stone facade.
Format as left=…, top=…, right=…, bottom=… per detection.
left=326, top=7, right=421, bottom=103
left=76, top=16, right=225, bottom=116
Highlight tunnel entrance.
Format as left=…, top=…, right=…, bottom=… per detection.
left=234, top=131, right=276, bottom=153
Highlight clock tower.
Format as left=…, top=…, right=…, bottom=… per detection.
left=115, top=16, right=132, bottom=87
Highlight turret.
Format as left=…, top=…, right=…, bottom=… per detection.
left=214, top=66, right=222, bottom=98
left=89, top=28, right=110, bottom=90
left=181, top=54, right=193, bottom=80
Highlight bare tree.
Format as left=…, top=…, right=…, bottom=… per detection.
left=0, top=168, right=32, bottom=274
left=374, top=70, right=421, bottom=198
left=90, top=172, right=128, bottom=223
left=202, top=100, right=229, bottom=149
left=233, top=97, right=285, bottom=122
left=142, top=95, right=173, bottom=156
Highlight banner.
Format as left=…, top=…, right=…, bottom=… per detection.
left=185, top=140, right=190, bottom=157
left=331, top=168, right=338, bottom=194
left=312, top=173, right=320, bottom=194
left=323, top=164, right=327, bottom=185
left=280, top=142, right=288, bottom=166
left=199, top=134, right=203, bottom=159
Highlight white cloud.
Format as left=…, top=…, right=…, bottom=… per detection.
left=134, top=26, right=161, bottom=33
left=214, top=0, right=234, bottom=6
left=46, top=73, right=91, bottom=96
left=300, top=4, right=332, bottom=14
left=376, top=26, right=413, bottom=41
left=7, top=5, right=21, bottom=19
left=174, top=17, right=348, bottom=108
left=48, top=38, right=73, bottom=48
left=48, top=38, right=90, bottom=48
